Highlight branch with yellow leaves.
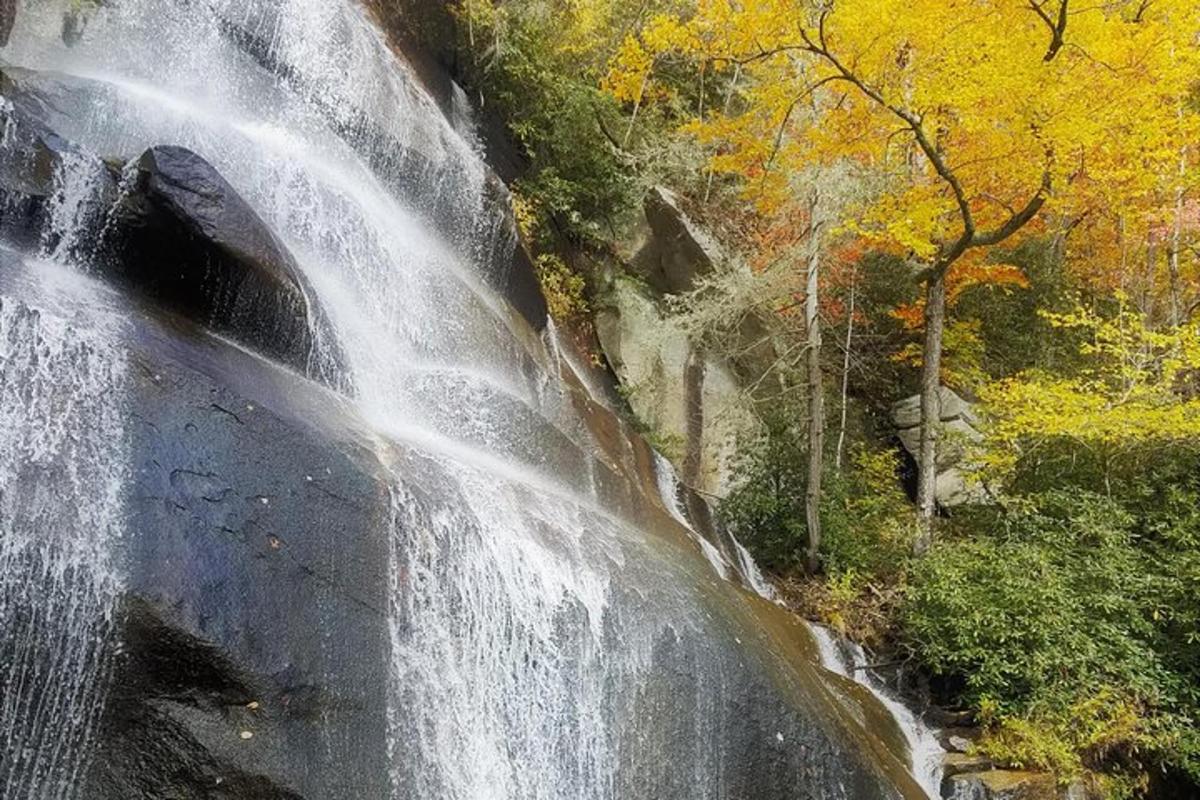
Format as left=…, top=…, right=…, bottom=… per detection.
left=796, top=10, right=1052, bottom=282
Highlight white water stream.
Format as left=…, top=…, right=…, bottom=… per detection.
left=810, top=624, right=946, bottom=798
left=0, top=264, right=129, bottom=800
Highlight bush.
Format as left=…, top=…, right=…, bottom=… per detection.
left=717, top=412, right=810, bottom=573
left=533, top=253, right=589, bottom=320
left=902, top=487, right=1200, bottom=787
left=821, top=448, right=914, bottom=579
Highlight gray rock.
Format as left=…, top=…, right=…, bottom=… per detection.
left=942, top=752, right=993, bottom=777
left=890, top=386, right=978, bottom=430
left=628, top=186, right=723, bottom=294
left=595, top=277, right=757, bottom=494
left=0, top=0, right=14, bottom=47
left=945, top=734, right=976, bottom=754
left=943, top=770, right=1057, bottom=799
left=891, top=386, right=987, bottom=507
left=0, top=69, right=319, bottom=370
left=936, top=467, right=987, bottom=507
left=100, top=145, right=315, bottom=371
left=0, top=249, right=393, bottom=798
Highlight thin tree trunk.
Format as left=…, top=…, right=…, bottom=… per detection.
left=1143, top=240, right=1157, bottom=320
left=804, top=199, right=824, bottom=575
left=623, top=72, right=649, bottom=148
left=914, top=273, right=946, bottom=556
left=704, top=64, right=741, bottom=203
left=1169, top=145, right=1187, bottom=326
left=835, top=273, right=856, bottom=473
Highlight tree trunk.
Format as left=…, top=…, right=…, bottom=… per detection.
left=914, top=273, right=946, bottom=556
left=804, top=208, right=824, bottom=574
left=1169, top=146, right=1186, bottom=326
left=0, top=0, right=15, bottom=48
left=835, top=274, right=856, bottom=473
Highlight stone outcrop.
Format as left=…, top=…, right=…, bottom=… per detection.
left=101, top=145, right=314, bottom=370
left=945, top=770, right=1057, bottom=799
left=627, top=186, right=725, bottom=295
left=595, top=274, right=757, bottom=495
left=594, top=185, right=768, bottom=496
left=891, top=386, right=987, bottom=508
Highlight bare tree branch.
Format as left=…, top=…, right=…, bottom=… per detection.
left=1028, top=0, right=1069, bottom=61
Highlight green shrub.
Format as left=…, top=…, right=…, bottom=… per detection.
left=717, top=413, right=810, bottom=573
left=719, top=411, right=914, bottom=582
left=821, top=448, right=914, bottom=579
left=902, top=487, right=1200, bottom=787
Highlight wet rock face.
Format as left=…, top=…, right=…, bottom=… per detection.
left=101, top=145, right=314, bottom=371
left=0, top=242, right=392, bottom=798
left=95, top=299, right=392, bottom=799
left=1, top=70, right=317, bottom=369
left=0, top=81, right=117, bottom=253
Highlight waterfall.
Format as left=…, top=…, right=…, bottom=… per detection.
left=1, top=2, right=936, bottom=798
left=0, top=265, right=129, bottom=799
left=810, top=624, right=946, bottom=798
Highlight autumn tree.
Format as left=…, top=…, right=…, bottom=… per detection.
left=609, top=0, right=1200, bottom=551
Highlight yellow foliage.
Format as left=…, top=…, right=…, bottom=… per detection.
left=511, top=191, right=538, bottom=241
left=979, top=302, right=1200, bottom=474
left=608, top=0, right=1200, bottom=268
left=604, top=36, right=653, bottom=102
left=534, top=253, right=590, bottom=320
left=978, top=688, right=1164, bottom=790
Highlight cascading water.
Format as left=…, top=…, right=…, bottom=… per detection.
left=1, top=1, right=938, bottom=798
left=810, top=625, right=946, bottom=798
left=0, top=265, right=129, bottom=799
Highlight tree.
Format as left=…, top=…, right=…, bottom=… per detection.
left=803, top=191, right=824, bottom=573
left=609, top=0, right=1199, bottom=551
left=979, top=300, right=1200, bottom=487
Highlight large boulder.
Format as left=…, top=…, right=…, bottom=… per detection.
left=100, top=145, right=314, bottom=370
left=891, top=386, right=979, bottom=430
left=891, top=386, right=987, bottom=508
left=628, top=186, right=724, bottom=295
left=95, top=349, right=391, bottom=799
left=1, top=68, right=318, bottom=370
left=595, top=275, right=756, bottom=495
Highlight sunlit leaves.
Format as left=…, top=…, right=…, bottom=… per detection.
left=608, top=0, right=1200, bottom=267
left=979, top=302, right=1200, bottom=475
